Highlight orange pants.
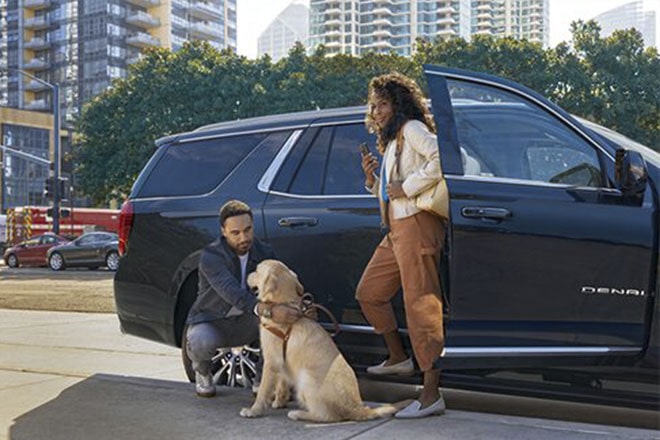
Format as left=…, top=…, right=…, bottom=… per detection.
left=356, top=210, right=445, bottom=372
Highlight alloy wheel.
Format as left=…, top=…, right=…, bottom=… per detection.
left=212, top=343, right=260, bottom=389
left=49, top=253, right=64, bottom=271
left=7, top=254, right=18, bottom=268
left=106, top=251, right=119, bottom=271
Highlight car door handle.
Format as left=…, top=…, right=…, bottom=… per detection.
left=278, top=217, right=318, bottom=228
left=461, top=206, right=512, bottom=220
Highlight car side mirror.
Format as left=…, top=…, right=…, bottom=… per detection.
left=615, top=149, right=647, bottom=203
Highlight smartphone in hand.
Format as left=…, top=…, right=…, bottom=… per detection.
left=359, top=142, right=371, bottom=156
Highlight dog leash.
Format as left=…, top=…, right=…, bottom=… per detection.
left=300, top=293, right=340, bottom=338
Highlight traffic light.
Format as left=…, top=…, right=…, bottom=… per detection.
left=58, top=177, right=68, bottom=201
left=44, top=177, right=54, bottom=199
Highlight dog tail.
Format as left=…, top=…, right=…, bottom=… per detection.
left=353, top=399, right=414, bottom=420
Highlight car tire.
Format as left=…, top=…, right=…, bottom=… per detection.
left=48, top=253, right=65, bottom=271
left=181, top=325, right=261, bottom=390
left=6, top=254, right=19, bottom=268
left=105, top=251, right=119, bottom=271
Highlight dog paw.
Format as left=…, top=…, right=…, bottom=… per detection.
left=272, top=399, right=288, bottom=409
left=239, top=407, right=262, bottom=418
left=287, top=410, right=304, bottom=420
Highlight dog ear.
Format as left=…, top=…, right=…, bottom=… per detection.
left=262, top=273, right=277, bottom=296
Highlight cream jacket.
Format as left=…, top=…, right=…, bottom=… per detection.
left=368, top=119, right=443, bottom=221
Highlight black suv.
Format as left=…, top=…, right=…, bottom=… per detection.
left=115, top=65, right=660, bottom=407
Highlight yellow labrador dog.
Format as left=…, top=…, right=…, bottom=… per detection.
left=240, top=259, right=407, bottom=423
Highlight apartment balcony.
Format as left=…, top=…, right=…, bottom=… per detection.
left=126, top=11, right=161, bottom=29
left=24, top=0, right=51, bottom=10
left=22, top=58, right=49, bottom=71
left=24, top=79, right=50, bottom=91
left=476, top=3, right=492, bottom=11
left=190, top=22, right=223, bottom=39
left=126, top=32, right=161, bottom=48
left=324, top=7, right=342, bottom=15
left=24, top=37, right=50, bottom=50
left=437, top=28, right=458, bottom=37
left=324, top=28, right=342, bottom=37
left=364, top=39, right=392, bottom=49
left=189, top=2, right=223, bottom=21
left=372, top=29, right=392, bottom=38
left=325, top=18, right=342, bottom=26
left=372, top=18, right=392, bottom=26
left=125, top=0, right=161, bottom=8
left=474, top=29, right=493, bottom=35
left=436, top=17, right=456, bottom=26
left=476, top=11, right=493, bottom=19
left=437, top=6, right=456, bottom=14
left=23, top=16, right=49, bottom=30
left=324, top=40, right=342, bottom=48
left=25, top=99, right=49, bottom=111
left=372, top=7, right=392, bottom=15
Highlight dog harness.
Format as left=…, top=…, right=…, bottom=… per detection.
left=259, top=293, right=340, bottom=363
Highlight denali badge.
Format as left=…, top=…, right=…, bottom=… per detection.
left=581, top=286, right=645, bottom=297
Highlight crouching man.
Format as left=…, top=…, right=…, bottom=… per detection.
left=185, top=199, right=301, bottom=397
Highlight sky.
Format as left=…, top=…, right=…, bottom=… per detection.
left=236, top=0, right=660, bottom=59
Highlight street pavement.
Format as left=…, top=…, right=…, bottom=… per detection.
left=0, top=309, right=658, bottom=440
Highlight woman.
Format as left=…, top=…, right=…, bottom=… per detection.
left=357, top=72, right=447, bottom=419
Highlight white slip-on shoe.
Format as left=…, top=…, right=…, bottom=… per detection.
left=366, top=357, right=414, bottom=375
left=195, top=372, right=216, bottom=398
left=394, top=396, right=446, bottom=419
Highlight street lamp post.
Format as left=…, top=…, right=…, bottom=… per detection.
left=2, top=68, right=61, bottom=233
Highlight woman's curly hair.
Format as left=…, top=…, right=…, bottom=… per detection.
left=365, top=72, right=435, bottom=154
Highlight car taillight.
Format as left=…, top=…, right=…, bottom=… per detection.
left=118, top=200, right=134, bottom=256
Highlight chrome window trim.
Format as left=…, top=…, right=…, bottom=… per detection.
left=309, top=119, right=363, bottom=128
left=178, top=125, right=308, bottom=144
left=446, top=175, right=623, bottom=194
left=257, top=130, right=303, bottom=192
left=267, top=190, right=374, bottom=200
left=425, top=69, right=615, bottom=162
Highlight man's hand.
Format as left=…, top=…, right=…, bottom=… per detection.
left=270, top=304, right=302, bottom=325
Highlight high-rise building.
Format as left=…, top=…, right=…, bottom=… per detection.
left=258, top=1, right=309, bottom=62
left=1, top=0, right=237, bottom=122
left=472, top=0, right=548, bottom=47
left=592, top=0, right=656, bottom=47
left=309, top=0, right=548, bottom=57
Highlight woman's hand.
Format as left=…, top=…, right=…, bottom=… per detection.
left=361, top=153, right=379, bottom=188
left=387, top=181, right=406, bottom=199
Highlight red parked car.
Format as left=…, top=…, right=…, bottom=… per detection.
left=3, top=234, right=70, bottom=268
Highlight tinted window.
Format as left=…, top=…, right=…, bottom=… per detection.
left=324, top=124, right=374, bottom=195
left=138, top=133, right=268, bottom=197
left=278, top=124, right=376, bottom=195
left=77, top=235, right=97, bottom=245
left=289, top=127, right=332, bottom=195
left=41, top=236, right=56, bottom=244
left=448, top=80, right=603, bottom=188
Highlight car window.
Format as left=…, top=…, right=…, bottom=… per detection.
left=24, top=238, right=40, bottom=247
left=447, top=80, right=603, bottom=188
left=277, top=123, right=376, bottom=195
left=137, top=133, right=268, bottom=198
left=41, top=236, right=56, bottom=244
left=77, top=235, right=97, bottom=245
left=324, top=124, right=375, bottom=195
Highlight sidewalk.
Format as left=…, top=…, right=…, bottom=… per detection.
left=1, top=310, right=658, bottom=440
